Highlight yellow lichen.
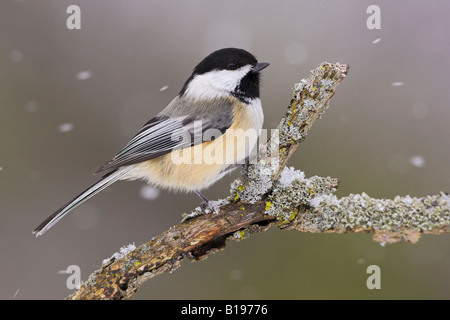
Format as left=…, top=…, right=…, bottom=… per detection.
left=238, top=230, right=246, bottom=239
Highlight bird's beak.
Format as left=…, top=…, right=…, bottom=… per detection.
left=252, top=62, right=270, bottom=72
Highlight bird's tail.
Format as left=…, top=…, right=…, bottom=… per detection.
left=33, top=166, right=135, bottom=237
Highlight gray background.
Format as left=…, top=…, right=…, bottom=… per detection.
left=1, top=0, right=449, bottom=299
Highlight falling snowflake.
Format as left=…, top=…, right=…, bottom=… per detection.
left=76, top=70, right=92, bottom=80
left=58, top=123, right=74, bottom=133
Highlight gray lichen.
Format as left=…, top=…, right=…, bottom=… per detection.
left=305, top=192, right=450, bottom=233
left=320, top=78, right=334, bottom=90
left=262, top=166, right=450, bottom=237
left=265, top=167, right=339, bottom=221
left=231, top=160, right=274, bottom=204
left=182, top=198, right=230, bottom=220
left=101, top=243, right=137, bottom=267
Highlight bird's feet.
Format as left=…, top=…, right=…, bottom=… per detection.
left=199, top=200, right=210, bottom=212
left=195, top=191, right=212, bottom=213
left=240, top=157, right=257, bottom=181
left=181, top=192, right=210, bottom=222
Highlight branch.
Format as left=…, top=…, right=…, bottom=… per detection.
left=67, top=62, right=449, bottom=300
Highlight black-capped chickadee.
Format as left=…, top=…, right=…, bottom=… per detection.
left=33, top=48, right=269, bottom=236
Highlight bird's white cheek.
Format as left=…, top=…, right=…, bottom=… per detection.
left=184, top=66, right=251, bottom=100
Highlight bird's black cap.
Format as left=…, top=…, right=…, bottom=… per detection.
left=193, top=48, right=258, bottom=75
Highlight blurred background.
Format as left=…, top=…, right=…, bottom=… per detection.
left=1, top=0, right=449, bottom=300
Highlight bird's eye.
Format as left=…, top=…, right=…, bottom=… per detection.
left=227, top=62, right=238, bottom=70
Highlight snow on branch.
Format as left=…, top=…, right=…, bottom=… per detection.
left=67, top=62, right=449, bottom=300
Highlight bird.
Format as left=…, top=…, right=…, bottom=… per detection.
left=33, top=47, right=269, bottom=237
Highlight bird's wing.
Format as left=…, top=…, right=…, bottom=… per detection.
left=94, top=112, right=233, bottom=175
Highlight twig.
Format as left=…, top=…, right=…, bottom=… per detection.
left=67, top=62, right=449, bottom=300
